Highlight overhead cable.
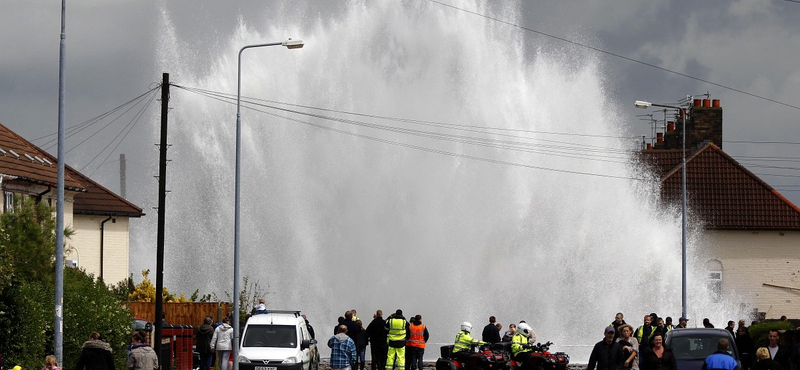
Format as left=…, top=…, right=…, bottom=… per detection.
left=426, top=0, right=800, bottom=111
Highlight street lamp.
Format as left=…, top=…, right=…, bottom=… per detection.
left=234, top=38, right=303, bottom=370
left=635, top=99, right=688, bottom=319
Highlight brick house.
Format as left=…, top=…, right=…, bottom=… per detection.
left=641, top=100, right=800, bottom=319
left=0, top=122, right=143, bottom=285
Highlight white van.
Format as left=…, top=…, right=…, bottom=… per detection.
left=238, top=310, right=319, bottom=370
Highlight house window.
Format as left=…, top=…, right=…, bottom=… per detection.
left=705, top=259, right=723, bottom=301
left=3, top=191, right=13, bottom=213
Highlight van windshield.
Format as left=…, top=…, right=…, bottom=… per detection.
left=243, top=325, right=298, bottom=348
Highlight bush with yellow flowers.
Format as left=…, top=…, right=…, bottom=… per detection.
left=128, top=269, right=189, bottom=302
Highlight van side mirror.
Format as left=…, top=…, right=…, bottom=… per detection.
left=301, top=340, right=311, bottom=349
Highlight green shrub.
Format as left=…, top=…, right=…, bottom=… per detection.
left=63, top=268, right=133, bottom=370
left=0, top=281, right=53, bottom=369
left=749, top=321, right=795, bottom=347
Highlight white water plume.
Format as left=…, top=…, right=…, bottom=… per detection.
left=139, top=0, right=749, bottom=362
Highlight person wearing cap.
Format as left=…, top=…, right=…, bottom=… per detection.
left=588, top=326, right=620, bottom=370
left=676, top=317, right=689, bottom=329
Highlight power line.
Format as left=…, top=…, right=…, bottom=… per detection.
left=426, top=0, right=800, bottom=111
left=85, top=90, right=158, bottom=176
left=173, top=85, right=645, bottom=181
left=33, top=87, right=160, bottom=145
left=178, top=85, right=639, bottom=141
left=174, top=85, right=639, bottom=165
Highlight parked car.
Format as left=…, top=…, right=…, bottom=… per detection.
left=665, top=328, right=741, bottom=370
left=238, top=310, right=319, bottom=370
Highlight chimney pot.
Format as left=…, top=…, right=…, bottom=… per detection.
left=703, top=99, right=711, bottom=107
left=656, top=132, right=664, bottom=144
left=646, top=143, right=653, bottom=150
left=712, top=99, right=720, bottom=108
left=667, top=122, right=675, bottom=132
left=693, top=99, right=702, bottom=107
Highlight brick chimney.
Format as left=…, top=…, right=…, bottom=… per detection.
left=657, top=99, right=723, bottom=150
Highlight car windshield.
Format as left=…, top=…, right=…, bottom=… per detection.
left=242, top=325, right=297, bottom=348
left=670, top=335, right=735, bottom=360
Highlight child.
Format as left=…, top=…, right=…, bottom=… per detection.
left=41, top=355, right=60, bottom=370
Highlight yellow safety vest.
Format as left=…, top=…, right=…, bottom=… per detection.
left=453, top=331, right=479, bottom=353
left=511, top=332, right=530, bottom=357
left=386, top=317, right=408, bottom=342
left=635, top=326, right=655, bottom=343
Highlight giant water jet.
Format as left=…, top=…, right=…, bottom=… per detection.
left=134, top=0, right=746, bottom=361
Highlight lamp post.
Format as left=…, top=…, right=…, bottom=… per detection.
left=635, top=100, right=687, bottom=319
left=234, top=38, right=303, bottom=370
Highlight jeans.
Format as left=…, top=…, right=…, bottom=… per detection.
left=408, top=347, right=424, bottom=370
left=200, top=353, right=213, bottom=370
left=218, top=350, right=231, bottom=370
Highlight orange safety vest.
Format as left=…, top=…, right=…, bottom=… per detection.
left=407, top=323, right=426, bottom=348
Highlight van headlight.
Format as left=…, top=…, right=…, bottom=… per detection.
left=282, top=356, right=300, bottom=364
left=238, top=355, right=250, bottom=363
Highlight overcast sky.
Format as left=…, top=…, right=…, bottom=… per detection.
left=2, top=0, right=799, bottom=277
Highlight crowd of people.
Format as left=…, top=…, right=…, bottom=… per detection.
left=327, top=311, right=545, bottom=370
left=588, top=312, right=800, bottom=370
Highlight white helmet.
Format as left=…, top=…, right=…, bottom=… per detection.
left=461, top=322, right=472, bottom=333
left=518, top=323, right=533, bottom=337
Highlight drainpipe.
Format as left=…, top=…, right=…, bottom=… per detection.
left=100, top=216, right=114, bottom=280
left=37, top=186, right=52, bottom=203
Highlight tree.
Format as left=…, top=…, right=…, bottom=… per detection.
left=0, top=196, right=129, bottom=369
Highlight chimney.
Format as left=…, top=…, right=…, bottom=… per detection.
left=688, top=99, right=723, bottom=150
left=667, top=122, right=675, bottom=132
left=646, top=143, right=653, bottom=150
left=656, top=132, right=664, bottom=144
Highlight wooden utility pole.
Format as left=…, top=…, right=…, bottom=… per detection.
left=154, top=73, right=169, bottom=368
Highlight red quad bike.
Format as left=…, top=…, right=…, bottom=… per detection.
left=436, top=342, right=511, bottom=370
left=508, top=341, right=569, bottom=370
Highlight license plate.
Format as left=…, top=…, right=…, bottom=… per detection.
left=255, top=367, right=277, bottom=370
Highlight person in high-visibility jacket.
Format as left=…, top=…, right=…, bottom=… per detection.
left=452, top=322, right=485, bottom=363
left=634, top=315, right=655, bottom=350
left=385, top=309, right=410, bottom=370
left=406, top=315, right=430, bottom=370
left=511, top=323, right=536, bottom=370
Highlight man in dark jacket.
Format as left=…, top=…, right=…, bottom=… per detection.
left=482, top=316, right=501, bottom=344
left=587, top=327, right=619, bottom=370
left=75, top=332, right=115, bottom=370
left=767, top=329, right=791, bottom=370
left=197, top=317, right=215, bottom=370
left=366, top=310, right=387, bottom=370
left=611, top=313, right=626, bottom=340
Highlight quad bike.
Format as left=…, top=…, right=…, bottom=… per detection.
left=436, top=342, right=512, bottom=370
left=508, top=342, right=569, bottom=370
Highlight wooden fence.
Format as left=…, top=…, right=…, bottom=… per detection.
left=127, top=302, right=230, bottom=327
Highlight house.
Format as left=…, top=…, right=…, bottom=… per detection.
left=0, top=122, right=143, bottom=285
left=640, top=99, right=800, bottom=319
